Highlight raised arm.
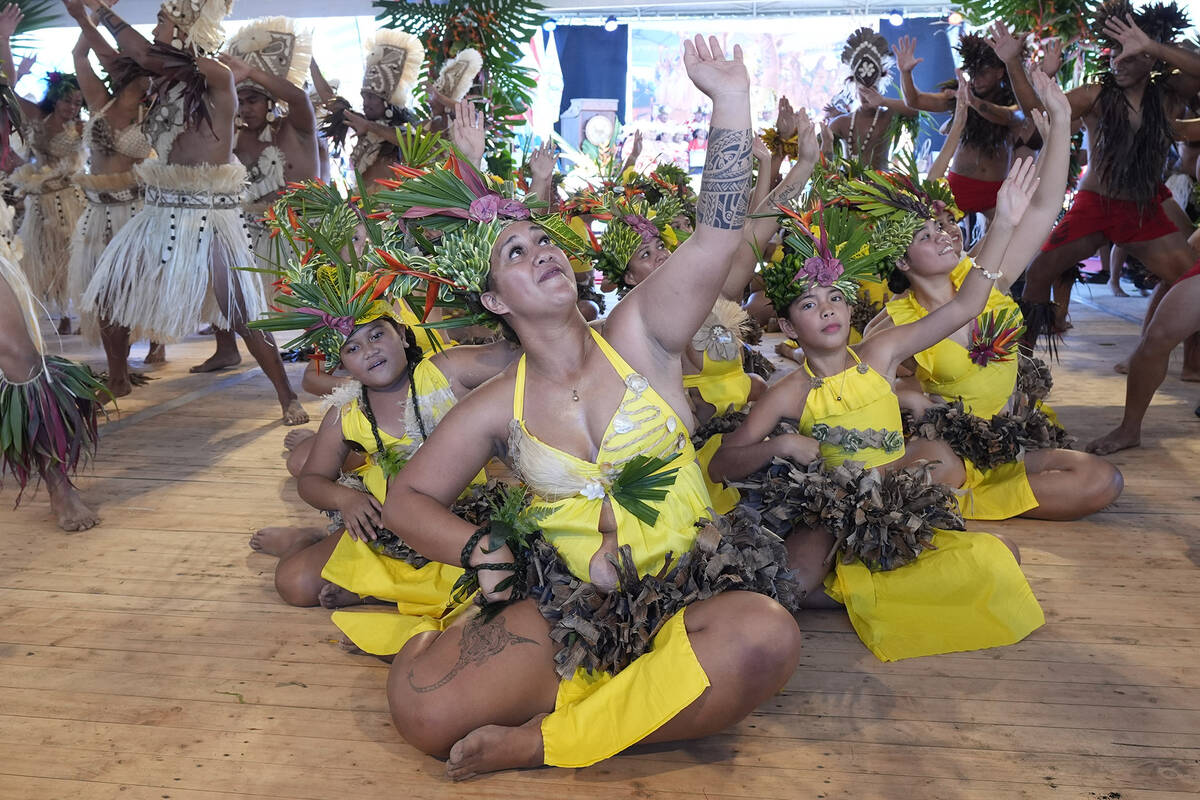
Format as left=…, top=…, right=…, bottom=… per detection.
left=432, top=339, right=521, bottom=398
left=447, top=99, right=485, bottom=168
left=721, top=117, right=818, bottom=301
left=929, top=79, right=969, bottom=180
left=220, top=53, right=316, bottom=136
left=83, top=0, right=156, bottom=70
left=71, top=32, right=111, bottom=111
left=859, top=158, right=1039, bottom=375
left=526, top=142, right=556, bottom=206
left=709, top=373, right=819, bottom=481
left=308, top=57, right=336, bottom=105
left=893, top=35, right=953, bottom=112
left=1104, top=13, right=1200, bottom=98
left=0, top=4, right=38, bottom=119
left=989, top=21, right=1046, bottom=120
left=614, top=35, right=752, bottom=356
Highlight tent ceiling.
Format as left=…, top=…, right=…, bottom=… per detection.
left=58, top=0, right=946, bottom=24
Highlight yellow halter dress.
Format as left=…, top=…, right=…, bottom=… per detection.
left=886, top=258, right=1041, bottom=519
left=683, top=298, right=753, bottom=514
left=511, top=329, right=718, bottom=768
left=320, top=359, right=476, bottom=655
left=800, top=349, right=1044, bottom=662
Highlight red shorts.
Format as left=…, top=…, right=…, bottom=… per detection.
left=1178, top=257, right=1200, bottom=283
left=946, top=170, right=1003, bottom=214
left=1042, top=189, right=1178, bottom=252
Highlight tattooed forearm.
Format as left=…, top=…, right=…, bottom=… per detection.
left=769, top=180, right=803, bottom=206
left=406, top=612, right=538, bottom=694
left=697, top=126, right=752, bottom=230
left=96, top=8, right=130, bottom=37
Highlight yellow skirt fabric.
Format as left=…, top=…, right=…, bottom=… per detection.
left=541, top=609, right=710, bottom=768
left=824, top=528, right=1044, bottom=662
left=956, top=457, right=1039, bottom=520
left=682, top=358, right=751, bottom=417
left=695, top=433, right=739, bottom=515
left=321, top=533, right=466, bottom=655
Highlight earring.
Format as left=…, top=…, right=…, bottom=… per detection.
left=265, top=107, right=277, bottom=123
left=171, top=37, right=183, bottom=49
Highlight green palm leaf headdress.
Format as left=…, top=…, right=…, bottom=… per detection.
left=590, top=191, right=684, bottom=291
left=840, top=168, right=933, bottom=272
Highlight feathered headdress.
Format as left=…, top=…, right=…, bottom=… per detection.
left=957, top=32, right=1006, bottom=75
left=842, top=27, right=894, bottom=90
left=363, top=30, right=425, bottom=109
left=1095, top=0, right=1189, bottom=45
left=225, top=17, right=312, bottom=99
left=762, top=203, right=901, bottom=314
left=432, top=47, right=483, bottom=103
left=159, top=0, right=235, bottom=55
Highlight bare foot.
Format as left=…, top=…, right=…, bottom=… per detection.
left=336, top=634, right=368, bottom=655
left=282, top=398, right=309, bottom=426
left=198, top=324, right=215, bottom=335
left=318, top=581, right=367, bottom=609
left=1111, top=284, right=1129, bottom=298
left=105, top=375, right=132, bottom=399
left=1180, top=369, right=1200, bottom=383
left=46, top=474, right=100, bottom=532
left=446, top=714, right=547, bottom=781
left=1086, top=428, right=1141, bottom=456
left=190, top=351, right=242, bottom=373
left=284, top=428, right=315, bottom=451
left=143, top=343, right=167, bottom=364
left=1114, top=360, right=1129, bottom=375
left=248, top=525, right=325, bottom=557
left=57, top=317, right=74, bottom=336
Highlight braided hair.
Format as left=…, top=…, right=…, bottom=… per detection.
left=358, top=323, right=430, bottom=457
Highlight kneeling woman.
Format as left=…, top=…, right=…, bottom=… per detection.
left=379, top=38, right=802, bottom=779
left=711, top=163, right=1051, bottom=662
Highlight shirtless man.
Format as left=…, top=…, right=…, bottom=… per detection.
left=828, top=27, right=917, bottom=170
left=196, top=18, right=320, bottom=374
left=82, top=0, right=307, bottom=424
left=994, top=7, right=1200, bottom=358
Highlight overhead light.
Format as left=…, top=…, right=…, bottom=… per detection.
left=604, top=15, right=619, bottom=32
left=888, top=9, right=904, bottom=26
left=947, top=10, right=964, bottom=25
left=543, top=18, right=557, bottom=31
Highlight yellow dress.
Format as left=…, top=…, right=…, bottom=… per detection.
left=885, top=259, right=1039, bottom=520
left=320, top=360, right=473, bottom=655
left=683, top=298, right=753, bottom=514
left=512, top=329, right=715, bottom=768
left=799, top=349, right=1044, bottom=662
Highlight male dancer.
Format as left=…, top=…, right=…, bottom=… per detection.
left=827, top=27, right=917, bottom=169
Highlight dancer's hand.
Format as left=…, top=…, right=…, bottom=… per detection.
left=0, top=4, right=24, bottom=40
left=1039, top=38, right=1063, bottom=75
left=953, top=73, right=970, bottom=119
left=15, top=53, right=34, bottom=81
left=339, top=490, right=384, bottom=542
left=781, top=434, right=821, bottom=465
left=795, top=112, right=819, bottom=164
left=776, top=95, right=799, bottom=138
left=892, top=35, right=923, bottom=72
left=995, top=156, right=1039, bottom=227
left=682, top=34, right=748, bottom=99
left=343, top=109, right=368, bottom=134
left=751, top=135, right=770, bottom=164
left=218, top=52, right=250, bottom=83
left=1104, top=13, right=1153, bottom=61
left=528, top=141, right=555, bottom=183
left=625, top=129, right=643, bottom=163
left=449, top=99, right=485, bottom=166
left=471, top=541, right=516, bottom=602
left=987, top=21, right=1026, bottom=64
left=1030, top=68, right=1070, bottom=120
left=62, top=0, right=87, bottom=21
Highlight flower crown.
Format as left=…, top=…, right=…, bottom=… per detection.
left=762, top=203, right=901, bottom=314
left=621, top=163, right=696, bottom=218
left=246, top=179, right=423, bottom=371
left=592, top=192, right=683, bottom=289
left=839, top=169, right=933, bottom=272
left=893, top=149, right=963, bottom=221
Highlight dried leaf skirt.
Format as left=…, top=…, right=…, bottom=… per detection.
left=14, top=175, right=86, bottom=316
left=738, top=459, right=1044, bottom=661
left=81, top=162, right=264, bottom=342
left=68, top=171, right=143, bottom=343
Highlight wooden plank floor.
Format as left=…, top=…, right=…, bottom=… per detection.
left=2, top=305, right=1198, bottom=800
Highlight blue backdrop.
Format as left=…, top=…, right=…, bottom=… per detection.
left=550, top=24, right=630, bottom=131
left=879, top=17, right=957, bottom=153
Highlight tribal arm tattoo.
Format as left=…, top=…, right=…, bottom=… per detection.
left=94, top=7, right=129, bottom=38
left=406, top=612, right=539, bottom=694
left=696, top=126, right=752, bottom=230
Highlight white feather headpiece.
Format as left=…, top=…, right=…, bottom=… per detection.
left=362, top=30, right=425, bottom=108
left=159, top=0, right=235, bottom=55
left=432, top=48, right=483, bottom=102
left=226, top=17, right=313, bottom=98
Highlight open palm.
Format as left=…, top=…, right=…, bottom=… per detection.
left=683, top=34, right=748, bottom=99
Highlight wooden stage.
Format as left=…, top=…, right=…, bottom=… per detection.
left=2, top=299, right=1198, bottom=799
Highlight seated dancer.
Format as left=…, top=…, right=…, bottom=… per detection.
left=894, top=31, right=1028, bottom=220
left=826, top=27, right=917, bottom=170
left=0, top=6, right=86, bottom=334
left=0, top=197, right=106, bottom=531
left=79, top=0, right=307, bottom=425
left=196, top=16, right=320, bottom=375
left=997, top=5, right=1200, bottom=348
left=63, top=1, right=162, bottom=397
left=310, top=30, right=425, bottom=190
left=243, top=187, right=517, bottom=655
left=711, top=171, right=1045, bottom=661
left=858, top=73, right=1123, bottom=520
left=378, top=37, right=804, bottom=778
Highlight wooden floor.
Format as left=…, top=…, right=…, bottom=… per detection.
left=2, top=300, right=1199, bottom=800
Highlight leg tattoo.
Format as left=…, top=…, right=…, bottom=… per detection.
left=407, top=613, right=538, bottom=694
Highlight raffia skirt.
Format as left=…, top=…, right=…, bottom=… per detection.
left=81, top=162, right=263, bottom=342
left=10, top=167, right=86, bottom=316
left=68, top=171, right=144, bottom=343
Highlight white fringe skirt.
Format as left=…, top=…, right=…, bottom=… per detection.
left=68, top=171, right=143, bottom=343
left=81, top=162, right=263, bottom=343
left=10, top=167, right=86, bottom=316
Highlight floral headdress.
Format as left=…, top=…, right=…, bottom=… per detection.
left=159, top=0, right=234, bottom=55
left=592, top=192, right=683, bottom=290
left=225, top=17, right=312, bottom=101
left=247, top=179, right=422, bottom=371
left=38, top=72, right=81, bottom=112
left=621, top=163, right=696, bottom=219
left=893, top=150, right=963, bottom=221
left=761, top=203, right=902, bottom=314
left=839, top=169, right=933, bottom=269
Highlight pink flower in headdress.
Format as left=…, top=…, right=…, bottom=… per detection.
left=798, top=253, right=844, bottom=286
left=931, top=199, right=947, bottom=216
left=623, top=213, right=659, bottom=242
left=296, top=308, right=356, bottom=336
left=468, top=193, right=531, bottom=223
